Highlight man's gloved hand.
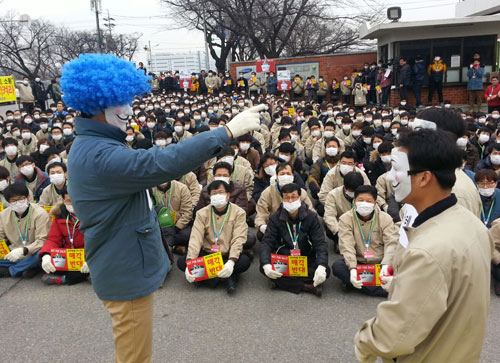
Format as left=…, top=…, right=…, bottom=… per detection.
left=313, top=265, right=327, bottom=287
left=259, top=224, right=267, bottom=234
left=185, top=267, right=195, bottom=283
left=380, top=264, right=393, bottom=291
left=355, top=345, right=377, bottom=363
left=81, top=262, right=90, bottom=274
left=226, top=104, right=265, bottom=138
left=263, top=264, right=282, bottom=279
left=5, top=248, right=25, bottom=262
left=350, top=268, right=362, bottom=289
left=41, top=254, right=56, bottom=273
left=217, top=260, right=234, bottom=278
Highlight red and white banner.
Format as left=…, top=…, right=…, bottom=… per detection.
left=256, top=59, right=276, bottom=73
left=180, top=71, right=191, bottom=90
left=277, top=70, right=291, bottom=91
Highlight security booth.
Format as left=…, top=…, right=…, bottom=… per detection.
left=359, top=14, right=500, bottom=107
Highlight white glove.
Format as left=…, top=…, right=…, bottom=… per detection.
left=313, top=265, right=327, bottom=287
left=380, top=264, right=393, bottom=292
left=5, top=247, right=25, bottom=262
left=217, top=260, right=234, bottom=278
left=355, top=345, right=376, bottom=363
left=80, top=262, right=90, bottom=274
left=350, top=269, right=362, bottom=289
left=226, top=104, right=265, bottom=138
left=263, top=264, right=282, bottom=279
left=259, top=224, right=267, bottom=234
left=185, top=267, right=195, bottom=283
left=41, top=254, right=56, bottom=273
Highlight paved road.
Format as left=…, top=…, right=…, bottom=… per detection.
left=1, top=243, right=500, bottom=363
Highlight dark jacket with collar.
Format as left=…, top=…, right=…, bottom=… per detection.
left=196, top=180, right=250, bottom=216
left=260, top=203, right=328, bottom=267
left=68, top=117, right=230, bottom=301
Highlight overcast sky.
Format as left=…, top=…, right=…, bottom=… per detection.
left=1, top=0, right=458, bottom=63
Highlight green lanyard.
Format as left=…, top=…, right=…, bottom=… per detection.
left=286, top=221, right=302, bottom=249
left=481, top=199, right=495, bottom=226
left=354, top=209, right=376, bottom=251
left=15, top=205, right=31, bottom=247
left=65, top=214, right=80, bottom=247
left=275, top=183, right=282, bottom=201
left=166, top=185, right=173, bottom=210
left=212, top=204, right=231, bottom=245
left=325, top=160, right=332, bottom=170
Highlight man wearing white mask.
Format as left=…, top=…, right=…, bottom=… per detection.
left=15, top=155, right=50, bottom=202
left=318, top=150, right=370, bottom=206
left=475, top=143, right=500, bottom=174
left=15, top=77, right=36, bottom=113
left=179, top=180, right=250, bottom=294
left=332, top=185, right=398, bottom=297
left=0, top=183, right=50, bottom=278
left=474, top=169, right=500, bottom=228
left=260, top=183, right=329, bottom=297
left=308, top=137, right=342, bottom=201
left=0, top=138, right=20, bottom=178
left=39, top=162, right=67, bottom=207
left=237, top=134, right=260, bottom=171
left=255, top=163, right=314, bottom=240
left=19, top=125, right=38, bottom=156
left=355, top=129, right=491, bottom=363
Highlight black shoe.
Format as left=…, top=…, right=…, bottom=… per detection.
left=22, top=268, right=39, bottom=279
left=494, top=280, right=500, bottom=297
left=0, top=267, right=11, bottom=278
left=226, top=276, right=238, bottom=295
left=242, top=249, right=254, bottom=261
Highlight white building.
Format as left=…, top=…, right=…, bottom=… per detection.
left=149, top=51, right=217, bottom=74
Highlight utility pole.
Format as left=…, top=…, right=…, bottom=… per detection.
left=103, top=9, right=116, bottom=53
left=202, top=8, right=210, bottom=71
left=90, top=0, right=103, bottom=52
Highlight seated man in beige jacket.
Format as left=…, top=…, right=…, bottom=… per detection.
left=355, top=129, right=492, bottom=363
left=39, top=162, right=67, bottom=207
left=324, top=172, right=364, bottom=252
left=0, top=183, right=50, bottom=278
left=178, top=180, right=250, bottom=294
left=255, top=162, right=314, bottom=240
left=332, top=185, right=398, bottom=297
left=153, top=179, right=193, bottom=255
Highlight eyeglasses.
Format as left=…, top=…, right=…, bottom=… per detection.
left=282, top=196, right=299, bottom=202
left=477, top=181, right=496, bottom=188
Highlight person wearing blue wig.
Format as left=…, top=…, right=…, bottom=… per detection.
left=61, top=53, right=262, bottom=363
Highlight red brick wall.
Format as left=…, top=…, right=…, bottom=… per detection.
left=230, top=52, right=377, bottom=83
left=390, top=85, right=469, bottom=106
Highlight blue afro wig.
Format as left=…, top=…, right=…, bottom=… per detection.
left=60, top=53, right=151, bottom=115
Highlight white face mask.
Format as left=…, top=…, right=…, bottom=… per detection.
left=0, top=180, right=8, bottom=191
left=63, top=129, right=72, bottom=136
left=12, top=130, right=21, bottom=138
left=345, top=190, right=355, bottom=198
left=339, top=164, right=354, bottom=176
left=40, top=124, right=48, bottom=130
left=291, top=134, right=299, bottom=143
left=381, top=155, right=392, bottom=164
left=10, top=199, right=29, bottom=214
left=324, top=131, right=334, bottom=138
left=391, top=129, right=398, bottom=136
left=220, top=156, right=234, bottom=166
left=478, top=187, right=495, bottom=197
left=5, top=145, right=17, bottom=156
left=125, top=135, right=135, bottom=143
left=363, top=137, right=372, bottom=144
left=174, top=126, right=184, bottom=133
left=372, top=142, right=381, bottom=150
left=20, top=165, right=34, bottom=177
left=239, top=143, right=251, bottom=152
left=138, top=116, right=146, bottom=122
left=311, top=130, right=321, bottom=137
left=374, top=119, right=382, bottom=126
left=214, top=176, right=230, bottom=184
left=491, top=155, right=500, bottom=165
left=155, top=140, right=167, bottom=147
left=52, top=134, right=62, bottom=141
left=492, top=114, right=500, bottom=119
left=342, top=124, right=351, bottom=131
left=24, top=118, right=32, bottom=124
left=325, top=147, right=338, bottom=157
left=21, top=132, right=31, bottom=140
left=279, top=154, right=290, bottom=163
left=283, top=199, right=301, bottom=214
left=278, top=174, right=294, bottom=187
left=478, top=118, right=486, bottom=124
left=104, top=104, right=133, bottom=132
left=456, top=138, right=468, bottom=148
left=382, top=122, right=391, bottom=129
left=352, top=130, right=361, bottom=137
left=387, top=150, right=411, bottom=202
left=210, top=194, right=228, bottom=209
left=147, top=122, right=156, bottom=129
left=50, top=173, right=65, bottom=186
left=264, top=164, right=277, bottom=176
left=356, top=201, right=375, bottom=217
left=184, top=124, right=190, bottom=131
left=479, top=134, right=490, bottom=144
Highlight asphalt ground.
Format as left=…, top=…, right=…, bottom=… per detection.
left=1, top=237, right=500, bottom=363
